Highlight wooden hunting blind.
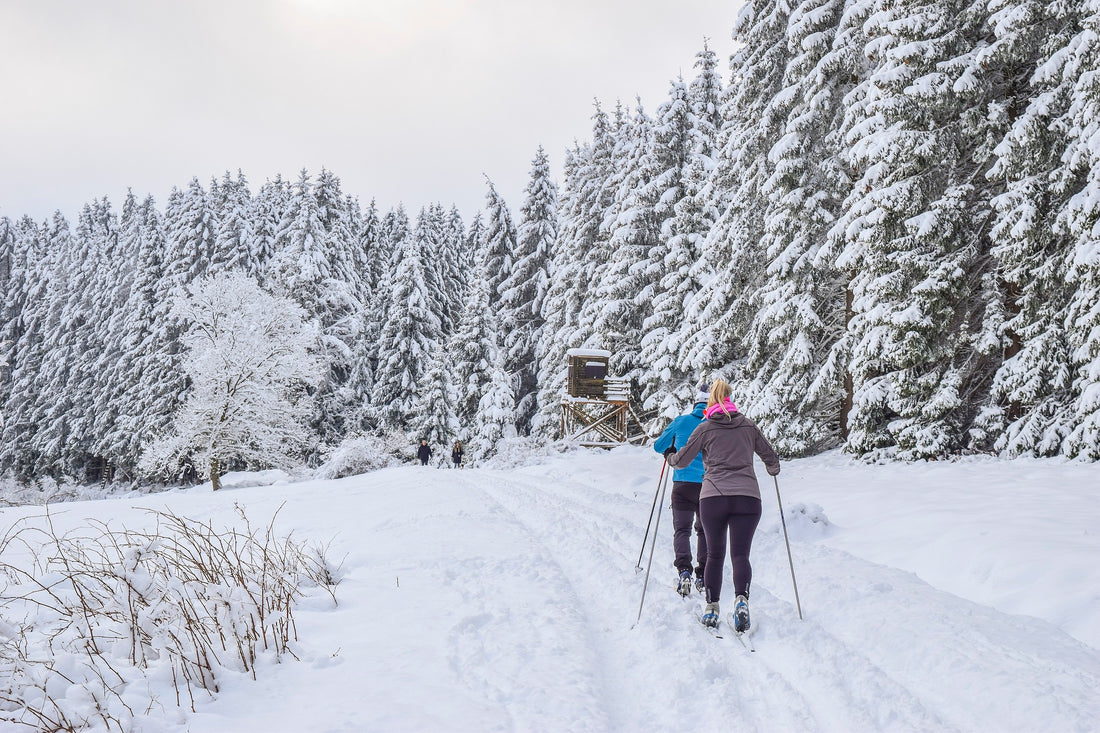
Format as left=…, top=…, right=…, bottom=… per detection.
left=561, top=348, right=648, bottom=447
left=567, top=350, right=610, bottom=398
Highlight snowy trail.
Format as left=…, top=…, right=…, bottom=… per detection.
left=6, top=447, right=1097, bottom=732
left=413, top=458, right=1098, bottom=732
left=179, top=449, right=1099, bottom=732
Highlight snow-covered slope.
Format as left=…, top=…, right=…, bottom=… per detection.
left=2, top=446, right=1097, bottom=732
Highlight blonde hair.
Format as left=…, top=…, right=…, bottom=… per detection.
left=707, top=379, right=733, bottom=413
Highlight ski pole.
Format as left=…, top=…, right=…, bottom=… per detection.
left=773, top=475, right=803, bottom=620
left=635, top=461, right=670, bottom=625
left=635, top=461, right=667, bottom=572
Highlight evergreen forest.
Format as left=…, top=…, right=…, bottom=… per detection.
left=3, top=0, right=1100, bottom=486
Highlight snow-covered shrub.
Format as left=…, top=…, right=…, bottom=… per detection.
left=478, top=436, right=579, bottom=469
left=778, top=502, right=834, bottom=541
left=0, top=475, right=164, bottom=508
left=0, top=506, right=338, bottom=730
left=317, top=434, right=402, bottom=479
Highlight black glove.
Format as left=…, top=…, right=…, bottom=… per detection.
left=767, top=464, right=781, bottom=476
left=663, top=444, right=677, bottom=459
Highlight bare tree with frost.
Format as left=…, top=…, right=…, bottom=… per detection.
left=139, top=272, right=322, bottom=489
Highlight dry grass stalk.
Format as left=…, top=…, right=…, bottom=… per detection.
left=0, top=504, right=339, bottom=730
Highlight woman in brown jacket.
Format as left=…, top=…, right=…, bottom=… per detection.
left=666, top=378, right=780, bottom=632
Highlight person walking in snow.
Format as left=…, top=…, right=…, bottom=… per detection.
left=417, top=440, right=432, bottom=466
left=665, top=378, right=780, bottom=632
left=653, top=384, right=710, bottom=597
left=451, top=441, right=465, bottom=468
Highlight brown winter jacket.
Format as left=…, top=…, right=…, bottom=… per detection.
left=667, top=407, right=780, bottom=501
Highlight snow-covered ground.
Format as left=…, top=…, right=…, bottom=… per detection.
left=1, top=446, right=1098, bottom=732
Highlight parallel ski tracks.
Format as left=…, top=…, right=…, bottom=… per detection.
left=454, top=468, right=950, bottom=732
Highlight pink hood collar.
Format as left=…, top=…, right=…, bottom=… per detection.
left=703, top=399, right=738, bottom=419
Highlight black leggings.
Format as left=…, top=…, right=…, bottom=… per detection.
left=700, top=495, right=761, bottom=602
left=671, top=481, right=706, bottom=576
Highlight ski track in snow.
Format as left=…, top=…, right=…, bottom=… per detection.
left=467, top=467, right=947, bottom=732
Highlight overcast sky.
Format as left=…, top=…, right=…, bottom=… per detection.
left=1, top=0, right=743, bottom=225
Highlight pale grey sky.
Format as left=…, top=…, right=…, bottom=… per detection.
left=1, top=0, right=743, bottom=224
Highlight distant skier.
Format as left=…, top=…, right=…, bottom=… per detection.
left=665, top=378, right=780, bottom=632
left=451, top=441, right=465, bottom=468
left=417, top=440, right=432, bottom=466
left=653, top=384, right=710, bottom=597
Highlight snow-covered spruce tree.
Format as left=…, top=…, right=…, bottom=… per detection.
left=1058, top=2, right=1100, bottom=459
left=210, top=170, right=254, bottom=275
left=340, top=195, right=378, bottom=432
left=415, top=204, right=456, bottom=336
left=355, top=198, right=383, bottom=295
left=670, top=44, right=727, bottom=374
left=979, top=0, right=1084, bottom=456
left=445, top=205, right=472, bottom=310
left=315, top=168, right=367, bottom=300
left=124, top=193, right=198, bottom=479
left=675, top=43, right=725, bottom=352
left=450, top=247, right=499, bottom=430
left=410, top=203, right=468, bottom=347
left=808, top=0, right=887, bottom=444
left=637, top=77, right=702, bottom=419
left=502, top=146, right=558, bottom=434
left=681, top=0, right=793, bottom=388
left=689, top=40, right=724, bottom=152
left=481, top=178, right=518, bottom=310
left=469, top=345, right=518, bottom=462
left=0, top=217, right=48, bottom=480
left=0, top=215, right=11, bottom=283
left=57, top=199, right=120, bottom=479
left=19, top=215, right=80, bottom=479
left=826, top=0, right=1002, bottom=459
left=532, top=145, right=587, bottom=437
left=570, top=102, right=619, bottom=353
left=89, top=192, right=144, bottom=477
left=139, top=271, right=322, bottom=489
left=163, top=178, right=217, bottom=285
left=410, top=346, right=460, bottom=450
left=316, top=170, right=374, bottom=436
left=370, top=219, right=441, bottom=429
left=267, top=169, right=363, bottom=448
left=250, top=175, right=292, bottom=285
left=736, top=0, right=852, bottom=456
left=577, top=102, right=627, bottom=348
left=0, top=216, right=15, bottom=414
left=359, top=205, right=413, bottom=426
left=110, top=195, right=172, bottom=476
left=591, top=101, right=660, bottom=389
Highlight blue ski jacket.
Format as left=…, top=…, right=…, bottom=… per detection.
left=653, top=403, right=706, bottom=483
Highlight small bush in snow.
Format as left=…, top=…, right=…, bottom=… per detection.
left=780, top=502, right=834, bottom=541
left=316, top=434, right=402, bottom=479
left=0, top=475, right=163, bottom=508
left=0, top=505, right=338, bottom=730
left=478, top=437, right=579, bottom=469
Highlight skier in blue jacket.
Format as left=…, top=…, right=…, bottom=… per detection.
left=652, top=384, right=709, bottom=596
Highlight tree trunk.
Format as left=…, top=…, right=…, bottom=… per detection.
left=841, top=282, right=854, bottom=440
left=211, top=455, right=221, bottom=492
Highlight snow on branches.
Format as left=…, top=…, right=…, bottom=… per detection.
left=139, top=272, right=322, bottom=487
